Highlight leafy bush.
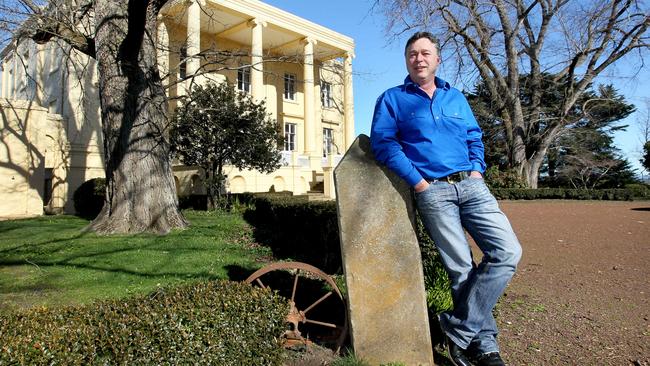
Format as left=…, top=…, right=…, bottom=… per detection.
left=179, top=193, right=263, bottom=212
left=72, top=177, right=106, bottom=218
left=246, top=195, right=340, bottom=273
left=0, top=281, right=289, bottom=365
left=178, top=194, right=209, bottom=211
left=491, top=187, right=638, bottom=200
left=484, top=166, right=527, bottom=189
left=245, top=195, right=453, bottom=314
left=624, top=184, right=650, bottom=200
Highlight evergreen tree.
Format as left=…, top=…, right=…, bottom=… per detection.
left=643, top=141, right=650, bottom=172
left=468, top=78, right=637, bottom=188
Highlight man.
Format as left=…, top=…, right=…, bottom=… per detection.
left=370, top=31, right=522, bottom=366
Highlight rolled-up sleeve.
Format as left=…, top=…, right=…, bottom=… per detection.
left=370, top=94, right=424, bottom=186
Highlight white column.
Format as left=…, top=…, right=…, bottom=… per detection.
left=0, top=60, right=5, bottom=98
left=186, top=0, right=201, bottom=79
left=344, top=52, right=355, bottom=150
left=250, top=18, right=265, bottom=102
left=35, top=44, right=44, bottom=103
left=157, top=20, right=169, bottom=83
left=303, top=38, right=316, bottom=156
left=11, top=48, right=17, bottom=99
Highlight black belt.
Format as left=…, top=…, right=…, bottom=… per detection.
left=427, top=171, right=470, bottom=184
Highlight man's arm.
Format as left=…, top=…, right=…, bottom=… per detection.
left=370, top=94, right=426, bottom=189
left=462, top=96, right=486, bottom=177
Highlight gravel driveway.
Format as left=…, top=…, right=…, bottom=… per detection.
left=493, top=200, right=649, bottom=366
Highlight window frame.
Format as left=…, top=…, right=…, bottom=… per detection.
left=323, top=127, right=333, bottom=157
left=237, top=67, right=251, bottom=93
left=284, top=73, right=296, bottom=101
left=284, top=122, right=296, bottom=151
left=320, top=81, right=332, bottom=108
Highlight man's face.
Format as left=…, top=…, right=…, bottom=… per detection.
left=405, top=38, right=441, bottom=85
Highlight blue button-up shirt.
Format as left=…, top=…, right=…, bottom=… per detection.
left=370, top=76, right=486, bottom=186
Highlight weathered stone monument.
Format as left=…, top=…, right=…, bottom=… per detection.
left=334, top=134, right=434, bottom=366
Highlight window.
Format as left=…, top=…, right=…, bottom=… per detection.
left=321, top=81, right=332, bottom=108
left=284, top=73, right=296, bottom=100
left=179, top=46, right=187, bottom=79
left=284, top=123, right=296, bottom=151
left=43, top=168, right=53, bottom=206
left=237, top=67, right=251, bottom=93
left=323, top=128, right=333, bottom=157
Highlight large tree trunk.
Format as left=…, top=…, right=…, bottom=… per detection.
left=89, top=0, right=188, bottom=234
left=511, top=120, right=557, bottom=189
left=520, top=160, right=540, bottom=189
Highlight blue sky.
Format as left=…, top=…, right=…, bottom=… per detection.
left=264, top=0, right=649, bottom=175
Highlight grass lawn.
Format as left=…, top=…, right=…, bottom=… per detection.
left=0, top=210, right=272, bottom=313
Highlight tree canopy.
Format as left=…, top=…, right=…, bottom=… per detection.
left=468, top=78, right=637, bottom=188
left=171, top=82, right=283, bottom=208
left=643, top=141, right=650, bottom=171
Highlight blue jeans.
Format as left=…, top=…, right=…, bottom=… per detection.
left=415, top=177, right=522, bottom=354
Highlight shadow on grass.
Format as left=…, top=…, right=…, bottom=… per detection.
left=0, top=232, right=232, bottom=279
left=0, top=213, right=269, bottom=310
left=226, top=264, right=257, bottom=282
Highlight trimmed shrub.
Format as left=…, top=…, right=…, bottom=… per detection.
left=72, top=178, right=106, bottom=219
left=178, top=194, right=208, bottom=210
left=624, top=184, right=650, bottom=200
left=179, top=193, right=261, bottom=212
left=0, top=280, right=289, bottom=365
left=245, top=194, right=453, bottom=314
left=491, top=187, right=639, bottom=201
left=484, top=166, right=527, bottom=189
left=246, top=195, right=340, bottom=273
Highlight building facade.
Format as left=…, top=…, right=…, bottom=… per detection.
left=0, top=0, right=355, bottom=218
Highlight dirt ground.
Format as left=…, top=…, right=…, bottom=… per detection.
left=493, top=200, right=649, bottom=366
left=288, top=200, right=649, bottom=366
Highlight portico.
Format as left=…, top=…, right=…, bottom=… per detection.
left=158, top=0, right=356, bottom=197
left=0, top=0, right=354, bottom=218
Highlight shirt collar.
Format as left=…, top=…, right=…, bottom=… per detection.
left=403, top=75, right=451, bottom=91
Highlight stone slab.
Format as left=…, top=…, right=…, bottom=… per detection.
left=334, top=134, right=434, bottom=366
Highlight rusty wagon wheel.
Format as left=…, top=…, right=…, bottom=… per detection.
left=244, top=261, right=348, bottom=353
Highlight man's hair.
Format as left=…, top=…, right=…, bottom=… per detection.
left=404, top=31, right=440, bottom=55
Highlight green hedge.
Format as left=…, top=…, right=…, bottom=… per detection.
left=490, top=187, right=649, bottom=200
left=73, top=178, right=106, bottom=219
left=245, top=195, right=453, bottom=314
left=245, top=195, right=340, bottom=273
left=0, top=281, right=289, bottom=365
left=178, top=192, right=273, bottom=211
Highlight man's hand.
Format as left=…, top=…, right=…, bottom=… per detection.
left=469, top=171, right=483, bottom=179
left=413, top=179, right=429, bottom=193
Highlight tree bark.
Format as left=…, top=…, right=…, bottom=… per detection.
left=89, top=0, right=188, bottom=234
